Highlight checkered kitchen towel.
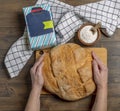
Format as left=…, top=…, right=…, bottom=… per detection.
left=55, top=11, right=85, bottom=44
left=4, top=30, right=33, bottom=78
left=5, top=0, right=120, bottom=78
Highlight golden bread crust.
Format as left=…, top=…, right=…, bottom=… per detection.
left=43, top=43, right=96, bottom=101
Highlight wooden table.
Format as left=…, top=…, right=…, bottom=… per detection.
left=0, top=0, right=120, bottom=111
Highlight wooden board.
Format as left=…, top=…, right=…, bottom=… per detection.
left=89, top=48, right=107, bottom=65
left=36, top=48, right=107, bottom=94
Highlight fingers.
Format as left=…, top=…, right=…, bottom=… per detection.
left=92, top=51, right=105, bottom=70
left=36, top=62, right=44, bottom=74
left=92, top=59, right=99, bottom=74
left=31, top=54, right=45, bottom=73
left=36, top=53, right=45, bottom=66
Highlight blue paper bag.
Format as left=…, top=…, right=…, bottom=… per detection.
left=23, top=4, right=56, bottom=50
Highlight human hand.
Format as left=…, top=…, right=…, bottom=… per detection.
left=92, top=51, right=108, bottom=90
left=30, top=54, right=44, bottom=92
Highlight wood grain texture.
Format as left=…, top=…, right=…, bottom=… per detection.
left=0, top=0, right=120, bottom=111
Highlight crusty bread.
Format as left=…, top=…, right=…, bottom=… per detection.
left=43, top=43, right=96, bottom=101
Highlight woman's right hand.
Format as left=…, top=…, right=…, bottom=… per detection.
left=92, top=51, right=108, bottom=90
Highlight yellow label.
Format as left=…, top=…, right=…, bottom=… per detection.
left=43, top=20, right=54, bottom=29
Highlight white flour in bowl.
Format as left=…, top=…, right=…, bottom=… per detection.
left=79, top=25, right=98, bottom=43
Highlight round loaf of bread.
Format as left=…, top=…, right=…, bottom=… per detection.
left=43, top=43, right=96, bottom=101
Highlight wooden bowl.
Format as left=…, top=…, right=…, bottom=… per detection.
left=77, top=23, right=101, bottom=46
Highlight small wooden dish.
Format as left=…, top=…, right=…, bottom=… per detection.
left=78, top=23, right=101, bottom=46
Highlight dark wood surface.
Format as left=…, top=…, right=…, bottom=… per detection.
left=0, top=0, right=120, bottom=111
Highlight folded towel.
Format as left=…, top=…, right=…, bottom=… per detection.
left=55, top=12, right=83, bottom=44
left=4, top=30, right=33, bottom=78
left=4, top=0, right=120, bottom=78
left=118, top=12, right=120, bottom=28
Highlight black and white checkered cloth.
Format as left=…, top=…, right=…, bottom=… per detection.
left=55, top=11, right=84, bottom=44
left=118, top=12, right=120, bottom=28
left=4, top=0, right=120, bottom=78
left=4, top=30, right=33, bottom=78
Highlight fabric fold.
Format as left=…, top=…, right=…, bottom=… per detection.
left=55, top=11, right=83, bottom=42
left=4, top=31, right=33, bottom=78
